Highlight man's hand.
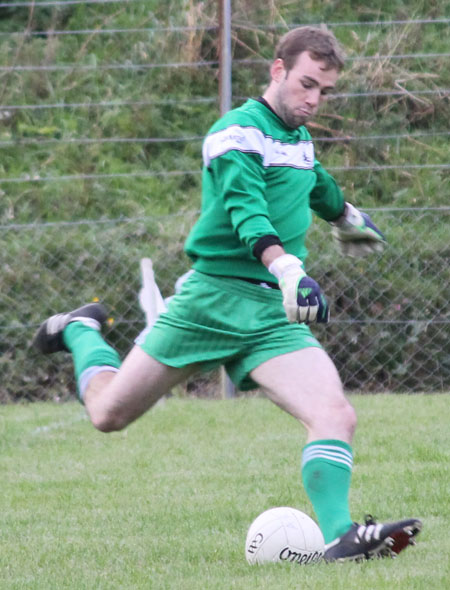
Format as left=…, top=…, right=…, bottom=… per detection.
left=268, top=254, right=329, bottom=324
left=331, top=202, right=386, bottom=257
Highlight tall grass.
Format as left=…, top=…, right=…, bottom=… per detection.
left=1, top=0, right=448, bottom=221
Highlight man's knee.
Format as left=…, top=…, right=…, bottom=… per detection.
left=324, top=397, right=357, bottom=437
left=88, top=406, right=131, bottom=433
left=308, top=396, right=357, bottom=440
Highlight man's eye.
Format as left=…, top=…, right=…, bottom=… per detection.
left=301, top=81, right=312, bottom=89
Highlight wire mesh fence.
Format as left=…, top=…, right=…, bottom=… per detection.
left=1, top=1, right=449, bottom=400
left=1, top=206, right=449, bottom=402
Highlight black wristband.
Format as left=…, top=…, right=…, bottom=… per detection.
left=252, top=235, right=283, bottom=260
left=328, top=201, right=347, bottom=222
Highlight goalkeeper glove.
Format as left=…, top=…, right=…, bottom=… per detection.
left=331, top=202, right=386, bottom=257
left=268, top=254, right=329, bottom=324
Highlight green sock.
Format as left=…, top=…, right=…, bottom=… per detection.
left=301, top=439, right=354, bottom=544
left=63, top=321, right=121, bottom=384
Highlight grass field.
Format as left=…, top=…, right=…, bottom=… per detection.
left=1, top=394, right=449, bottom=589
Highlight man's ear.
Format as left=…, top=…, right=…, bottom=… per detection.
left=270, top=58, right=286, bottom=83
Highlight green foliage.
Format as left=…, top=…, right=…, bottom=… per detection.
left=0, top=395, right=449, bottom=589
left=0, top=0, right=449, bottom=400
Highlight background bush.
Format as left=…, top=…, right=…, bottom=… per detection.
left=0, top=0, right=449, bottom=401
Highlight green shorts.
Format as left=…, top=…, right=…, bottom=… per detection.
left=136, top=271, right=322, bottom=390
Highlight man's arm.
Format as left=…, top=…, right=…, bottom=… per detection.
left=260, top=244, right=286, bottom=268
left=309, top=160, right=345, bottom=221
left=311, top=160, right=386, bottom=257
left=208, top=149, right=281, bottom=250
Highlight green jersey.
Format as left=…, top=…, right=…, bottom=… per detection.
left=184, top=98, right=344, bottom=282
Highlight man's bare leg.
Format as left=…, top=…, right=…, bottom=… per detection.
left=83, top=346, right=197, bottom=432
left=250, top=346, right=356, bottom=545
left=32, top=303, right=198, bottom=432
left=250, top=346, right=356, bottom=443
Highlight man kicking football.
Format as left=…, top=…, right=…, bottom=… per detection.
left=34, top=26, right=421, bottom=562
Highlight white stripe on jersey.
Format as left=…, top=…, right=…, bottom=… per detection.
left=202, top=124, right=314, bottom=170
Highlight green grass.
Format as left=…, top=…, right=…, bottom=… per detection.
left=1, top=394, right=449, bottom=589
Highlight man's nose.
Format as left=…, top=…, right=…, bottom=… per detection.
left=305, top=89, right=321, bottom=107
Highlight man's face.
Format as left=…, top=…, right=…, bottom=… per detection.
left=271, top=51, right=339, bottom=128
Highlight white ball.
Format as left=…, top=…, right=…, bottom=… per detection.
left=245, top=507, right=324, bottom=565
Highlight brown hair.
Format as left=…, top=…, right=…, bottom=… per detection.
left=274, top=26, right=345, bottom=72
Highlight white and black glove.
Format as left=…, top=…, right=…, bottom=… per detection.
left=269, top=254, right=329, bottom=324
left=331, top=202, right=386, bottom=257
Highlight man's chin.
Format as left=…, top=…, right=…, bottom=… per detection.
left=284, top=115, right=308, bottom=129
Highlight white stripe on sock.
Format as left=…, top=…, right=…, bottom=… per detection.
left=302, top=444, right=353, bottom=469
left=302, top=448, right=353, bottom=465
left=70, top=317, right=101, bottom=331
left=303, top=451, right=353, bottom=469
left=79, top=365, right=119, bottom=401
left=304, top=444, right=353, bottom=461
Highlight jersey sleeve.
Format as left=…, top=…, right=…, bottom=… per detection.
left=309, top=160, right=346, bottom=221
left=204, top=126, right=280, bottom=253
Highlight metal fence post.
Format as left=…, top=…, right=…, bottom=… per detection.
left=219, top=0, right=232, bottom=116
left=219, top=0, right=236, bottom=396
